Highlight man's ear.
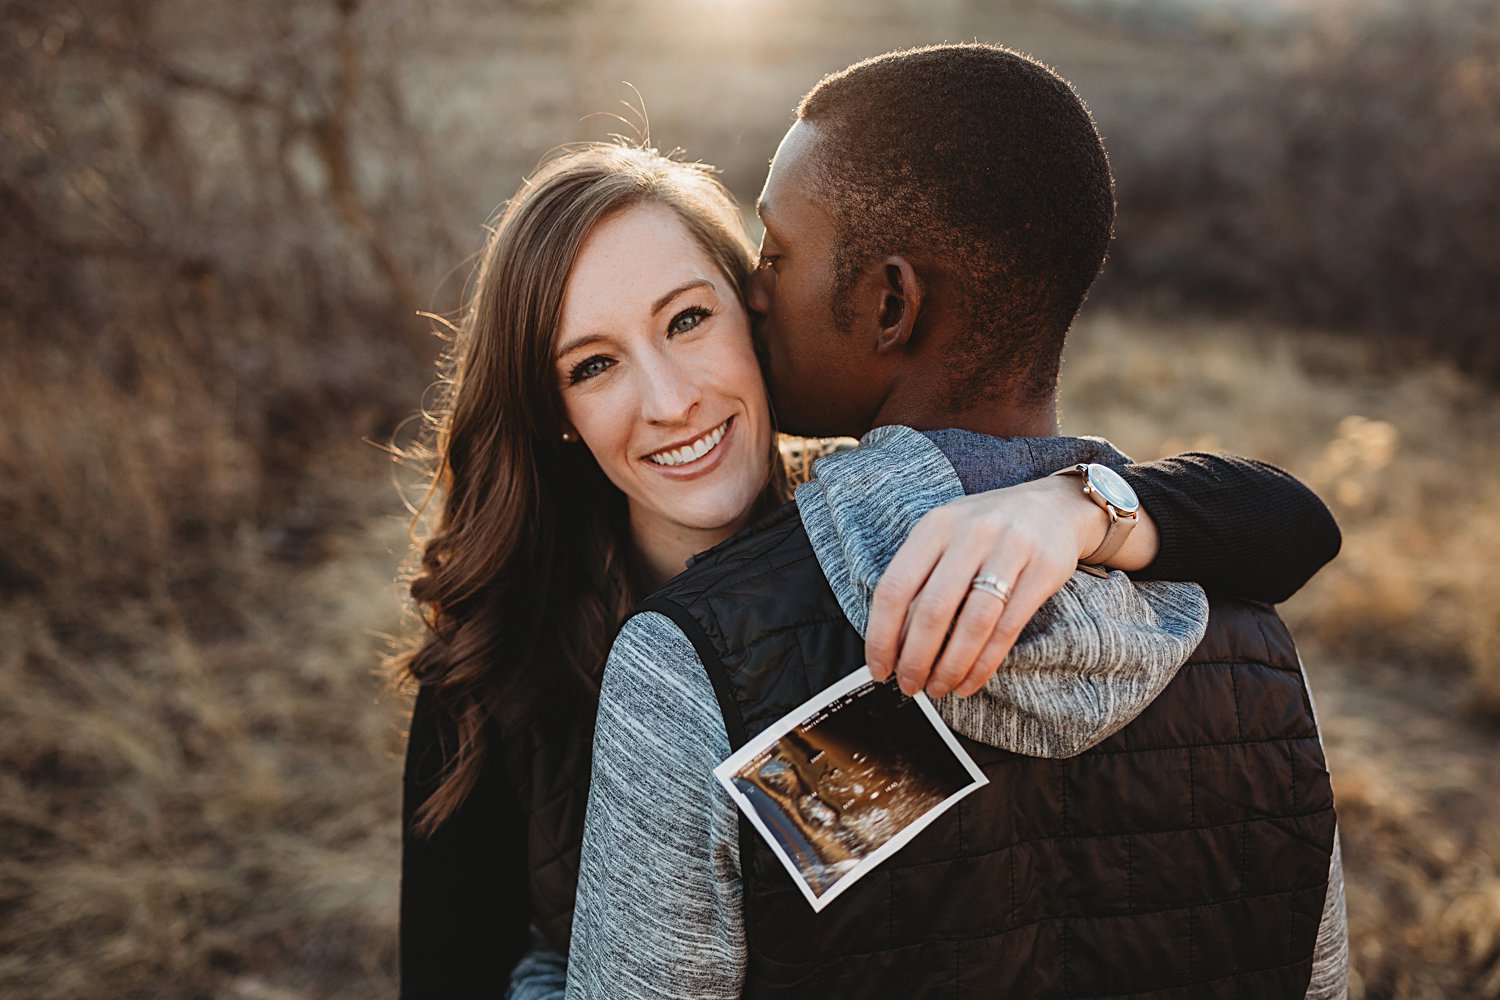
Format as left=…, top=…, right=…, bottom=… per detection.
left=873, top=256, right=922, bottom=355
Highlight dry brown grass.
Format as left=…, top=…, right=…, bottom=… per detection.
left=0, top=473, right=409, bottom=999
left=4, top=312, right=1496, bottom=998
left=0, top=315, right=416, bottom=1000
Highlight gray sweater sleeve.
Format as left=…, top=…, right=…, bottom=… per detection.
left=506, top=926, right=568, bottom=999
left=565, top=612, right=746, bottom=1000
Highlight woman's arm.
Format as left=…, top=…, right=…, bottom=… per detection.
left=506, top=927, right=569, bottom=999
left=400, top=686, right=531, bottom=999
left=864, top=453, right=1338, bottom=700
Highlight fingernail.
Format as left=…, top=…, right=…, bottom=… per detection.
left=925, top=684, right=947, bottom=698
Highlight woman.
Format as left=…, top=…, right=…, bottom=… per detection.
left=396, top=143, right=1338, bottom=998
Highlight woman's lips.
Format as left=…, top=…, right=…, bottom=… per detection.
left=640, top=416, right=736, bottom=481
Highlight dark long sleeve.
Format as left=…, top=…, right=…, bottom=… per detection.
left=400, top=685, right=530, bottom=999
left=1120, top=453, right=1341, bottom=603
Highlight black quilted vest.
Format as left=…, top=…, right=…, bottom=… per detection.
left=641, top=503, right=1337, bottom=1000
left=495, top=699, right=595, bottom=954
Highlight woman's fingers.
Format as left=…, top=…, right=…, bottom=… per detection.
left=950, top=567, right=1051, bottom=697
left=921, top=554, right=1029, bottom=698
left=892, top=543, right=989, bottom=696
left=865, top=512, right=948, bottom=681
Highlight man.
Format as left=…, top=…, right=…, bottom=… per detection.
left=565, top=45, right=1346, bottom=999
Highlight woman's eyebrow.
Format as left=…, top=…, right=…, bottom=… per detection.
left=554, top=332, right=609, bottom=360
left=652, top=278, right=715, bottom=315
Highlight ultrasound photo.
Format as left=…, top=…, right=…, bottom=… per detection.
left=714, top=667, right=987, bottom=911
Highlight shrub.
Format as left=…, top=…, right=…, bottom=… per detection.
left=1106, top=0, right=1500, bottom=378
left=0, top=0, right=443, bottom=605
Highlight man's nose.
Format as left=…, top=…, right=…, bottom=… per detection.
left=638, top=352, right=702, bottom=425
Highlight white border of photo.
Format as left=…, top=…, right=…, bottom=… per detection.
left=713, top=666, right=988, bottom=913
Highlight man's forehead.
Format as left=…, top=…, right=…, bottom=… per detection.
left=753, top=179, right=779, bottom=227
left=757, top=120, right=822, bottom=221
left=754, top=161, right=783, bottom=222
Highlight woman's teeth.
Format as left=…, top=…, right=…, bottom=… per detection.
left=647, top=420, right=729, bottom=467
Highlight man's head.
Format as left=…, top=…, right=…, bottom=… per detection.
left=748, top=44, right=1115, bottom=439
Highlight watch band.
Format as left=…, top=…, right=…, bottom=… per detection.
left=1053, top=463, right=1139, bottom=568
left=1082, top=507, right=1133, bottom=566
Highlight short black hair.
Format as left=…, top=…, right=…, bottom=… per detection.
left=797, top=44, right=1115, bottom=406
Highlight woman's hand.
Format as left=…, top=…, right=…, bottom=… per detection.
left=864, top=474, right=1160, bottom=699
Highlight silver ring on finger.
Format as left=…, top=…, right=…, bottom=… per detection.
left=970, top=573, right=1013, bottom=604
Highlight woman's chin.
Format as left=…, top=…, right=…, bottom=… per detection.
left=671, top=497, right=758, bottom=537
left=644, top=477, right=766, bottom=539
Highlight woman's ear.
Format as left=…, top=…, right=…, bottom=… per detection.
left=873, top=256, right=922, bottom=355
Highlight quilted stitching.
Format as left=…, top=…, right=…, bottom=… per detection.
left=652, top=514, right=1337, bottom=999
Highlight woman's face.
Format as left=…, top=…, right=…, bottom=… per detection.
left=553, top=202, right=774, bottom=555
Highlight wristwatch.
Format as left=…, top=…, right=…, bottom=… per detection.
left=1052, top=463, right=1140, bottom=569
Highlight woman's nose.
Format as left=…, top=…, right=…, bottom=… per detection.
left=638, top=353, right=702, bottom=426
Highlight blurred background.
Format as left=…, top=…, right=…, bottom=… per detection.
left=3, top=0, right=1498, bottom=996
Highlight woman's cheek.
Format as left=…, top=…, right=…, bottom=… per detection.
left=567, top=377, right=632, bottom=463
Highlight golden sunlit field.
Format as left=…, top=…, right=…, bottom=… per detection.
left=3, top=0, right=1498, bottom=997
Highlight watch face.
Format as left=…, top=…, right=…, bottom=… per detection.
left=1087, top=464, right=1139, bottom=513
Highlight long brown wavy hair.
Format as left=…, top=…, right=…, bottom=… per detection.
left=397, top=143, right=769, bottom=835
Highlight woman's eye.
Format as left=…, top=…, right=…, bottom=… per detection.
left=568, top=355, right=614, bottom=384
left=668, top=306, right=713, bottom=336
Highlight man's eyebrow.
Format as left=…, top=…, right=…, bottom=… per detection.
left=652, top=278, right=714, bottom=315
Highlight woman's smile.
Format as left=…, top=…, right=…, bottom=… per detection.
left=642, top=416, right=734, bottom=477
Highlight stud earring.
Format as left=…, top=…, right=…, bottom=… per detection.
left=561, top=431, right=577, bottom=443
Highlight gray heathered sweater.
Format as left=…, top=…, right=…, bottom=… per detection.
left=507, top=426, right=1346, bottom=1000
